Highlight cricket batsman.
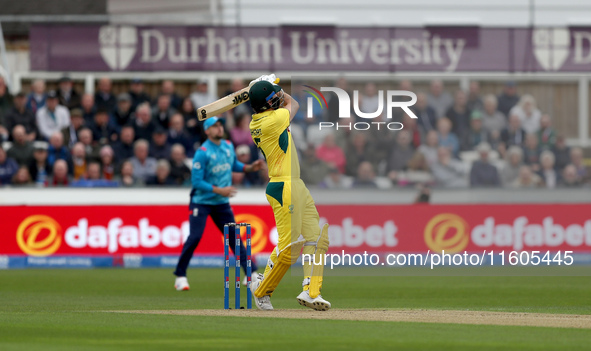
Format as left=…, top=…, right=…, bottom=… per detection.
left=248, top=78, right=331, bottom=311
left=173, top=116, right=263, bottom=291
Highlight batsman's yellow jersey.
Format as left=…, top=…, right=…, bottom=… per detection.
left=249, top=108, right=300, bottom=179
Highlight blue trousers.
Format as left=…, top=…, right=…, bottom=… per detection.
left=174, top=203, right=258, bottom=277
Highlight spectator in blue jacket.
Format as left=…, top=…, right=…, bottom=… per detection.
left=0, top=144, right=18, bottom=185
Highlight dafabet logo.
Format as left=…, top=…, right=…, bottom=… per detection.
left=424, top=214, right=470, bottom=254
left=15, top=214, right=270, bottom=256
left=17, top=215, right=62, bottom=256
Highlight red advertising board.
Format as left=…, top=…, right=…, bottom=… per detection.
left=2, top=204, right=591, bottom=257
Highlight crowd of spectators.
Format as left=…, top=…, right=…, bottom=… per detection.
left=0, top=75, right=589, bottom=189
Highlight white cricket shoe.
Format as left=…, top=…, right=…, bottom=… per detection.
left=174, top=276, right=190, bottom=291
left=250, top=273, right=273, bottom=310
left=297, top=290, right=331, bottom=311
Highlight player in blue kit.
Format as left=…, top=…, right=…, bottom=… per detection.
left=174, top=117, right=263, bottom=291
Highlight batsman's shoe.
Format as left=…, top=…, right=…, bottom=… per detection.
left=251, top=273, right=273, bottom=310
left=297, top=290, right=331, bottom=311
left=174, top=277, right=190, bottom=291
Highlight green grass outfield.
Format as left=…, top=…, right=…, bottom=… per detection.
left=1, top=268, right=591, bottom=350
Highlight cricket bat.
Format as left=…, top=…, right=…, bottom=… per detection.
left=197, top=77, right=280, bottom=121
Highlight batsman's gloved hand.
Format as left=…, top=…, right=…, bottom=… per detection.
left=250, top=73, right=277, bottom=86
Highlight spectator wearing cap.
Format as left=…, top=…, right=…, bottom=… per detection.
left=146, top=159, right=176, bottom=186
left=167, top=113, right=193, bottom=156
left=427, top=80, right=453, bottom=119
left=128, top=78, right=151, bottom=111
left=538, top=150, right=560, bottom=189
left=62, top=108, right=85, bottom=148
left=481, top=94, right=506, bottom=134
left=445, top=90, right=471, bottom=140
left=95, top=77, right=116, bottom=113
left=28, top=141, right=51, bottom=186
left=5, top=92, right=37, bottom=141
left=111, top=125, right=135, bottom=163
left=169, top=143, right=190, bottom=185
left=150, top=127, right=172, bottom=160
left=497, top=81, right=520, bottom=118
left=537, top=114, right=556, bottom=150
left=160, top=80, right=183, bottom=110
left=501, top=114, right=526, bottom=147
left=470, top=142, right=500, bottom=188
left=461, top=110, right=490, bottom=151
left=89, top=108, right=118, bottom=145
left=190, top=78, right=217, bottom=109
left=0, top=144, right=18, bottom=185
left=412, top=92, right=438, bottom=132
left=152, top=94, right=177, bottom=129
left=112, top=93, right=133, bottom=129
left=47, top=132, right=72, bottom=170
left=57, top=76, right=81, bottom=110
left=7, top=125, right=34, bottom=166
left=510, top=94, right=541, bottom=134
left=130, top=139, right=157, bottom=182
left=36, top=90, right=71, bottom=140
left=26, top=79, right=46, bottom=114
left=99, top=145, right=116, bottom=180
left=132, top=102, right=156, bottom=141
left=81, top=93, right=96, bottom=124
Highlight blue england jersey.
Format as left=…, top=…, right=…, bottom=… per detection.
left=190, top=139, right=245, bottom=205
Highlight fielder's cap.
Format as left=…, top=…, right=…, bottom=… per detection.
left=236, top=144, right=251, bottom=156
left=33, top=141, right=49, bottom=151
left=117, top=93, right=132, bottom=102
left=249, top=81, right=282, bottom=110
left=70, top=108, right=83, bottom=117
left=47, top=90, right=58, bottom=99
left=471, top=110, right=482, bottom=120
left=203, top=116, right=225, bottom=131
